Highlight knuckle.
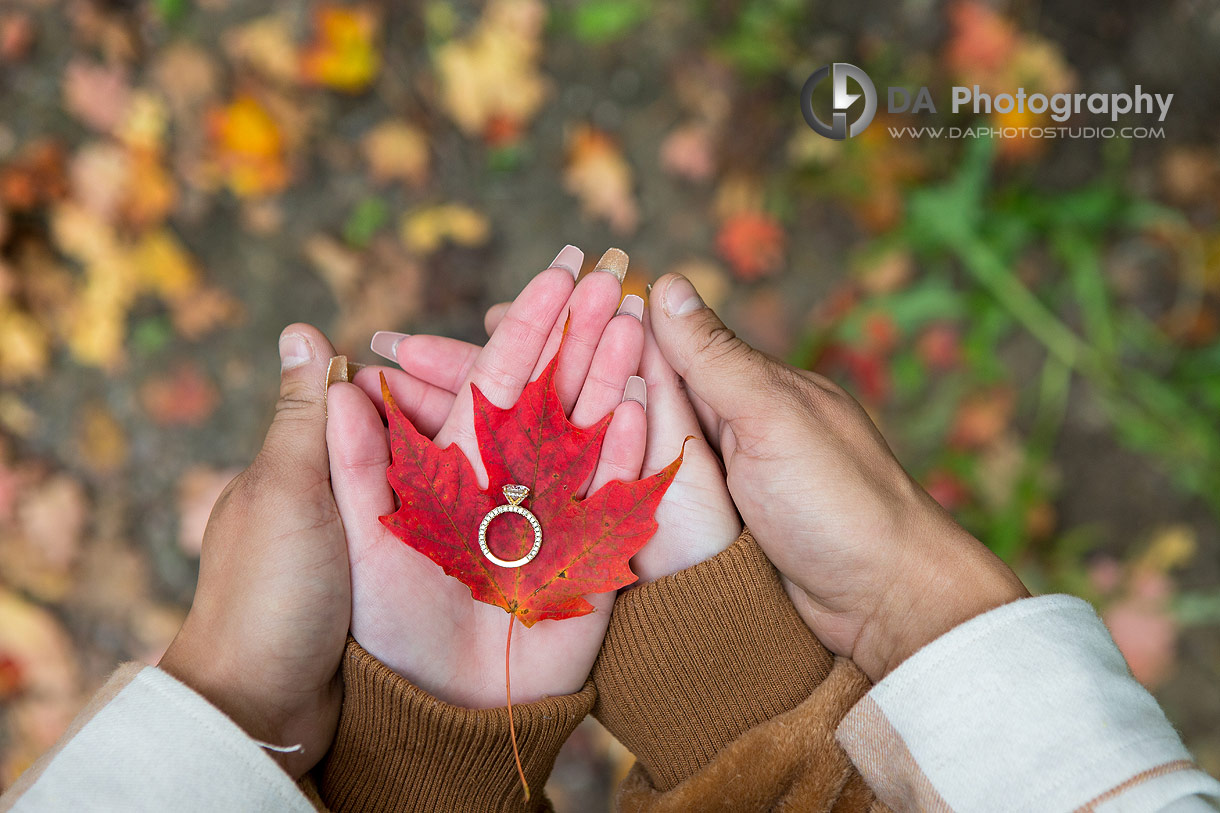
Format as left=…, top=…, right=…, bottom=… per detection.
left=762, top=366, right=872, bottom=439
left=275, top=390, right=317, bottom=420
left=693, top=323, right=749, bottom=366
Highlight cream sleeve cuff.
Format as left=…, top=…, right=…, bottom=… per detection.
left=0, top=664, right=313, bottom=813
left=836, top=594, right=1220, bottom=812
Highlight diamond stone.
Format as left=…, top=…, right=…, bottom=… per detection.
left=502, top=484, right=529, bottom=505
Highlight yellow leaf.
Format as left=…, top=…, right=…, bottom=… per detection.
left=116, top=91, right=169, bottom=154
left=77, top=403, right=128, bottom=474
left=130, top=230, right=199, bottom=301
left=400, top=204, right=490, bottom=256
left=434, top=0, right=547, bottom=140
left=299, top=6, right=381, bottom=93
left=1137, top=525, right=1197, bottom=574
left=0, top=306, right=48, bottom=382
left=0, top=394, right=37, bottom=437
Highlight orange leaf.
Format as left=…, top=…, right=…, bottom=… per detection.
left=564, top=126, right=638, bottom=233
left=207, top=95, right=289, bottom=197
left=299, top=5, right=380, bottom=93
left=715, top=212, right=785, bottom=280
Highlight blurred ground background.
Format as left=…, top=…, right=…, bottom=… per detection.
left=2, top=0, right=1219, bottom=806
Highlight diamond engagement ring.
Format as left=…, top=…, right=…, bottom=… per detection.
left=478, top=484, right=543, bottom=568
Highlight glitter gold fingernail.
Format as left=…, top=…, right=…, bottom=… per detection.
left=594, top=248, right=629, bottom=282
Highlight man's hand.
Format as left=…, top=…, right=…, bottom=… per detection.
left=647, top=274, right=1030, bottom=681
left=160, top=324, right=350, bottom=778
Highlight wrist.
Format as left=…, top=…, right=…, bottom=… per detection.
left=159, top=633, right=291, bottom=772
left=854, top=532, right=1030, bottom=682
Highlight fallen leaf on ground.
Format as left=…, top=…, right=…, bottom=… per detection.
left=304, top=233, right=363, bottom=298
left=69, top=141, right=130, bottom=221
left=62, top=60, right=132, bottom=134
left=170, top=285, right=244, bottom=340
left=76, top=403, right=128, bottom=474
left=716, top=212, right=785, bottom=280
left=660, top=124, right=715, bottom=182
left=221, top=15, right=298, bottom=85
left=0, top=588, right=80, bottom=786
left=362, top=120, right=429, bottom=186
left=854, top=248, right=913, bottom=295
left=400, top=204, right=490, bottom=256
left=309, top=234, right=424, bottom=351
left=949, top=388, right=1015, bottom=449
left=0, top=394, right=37, bottom=437
left=816, top=342, right=889, bottom=403
left=943, top=1, right=1017, bottom=79
left=207, top=95, right=290, bottom=197
left=944, top=2, right=1073, bottom=101
left=0, top=306, right=49, bottom=382
left=1136, top=525, right=1197, bottom=574
left=434, top=0, right=548, bottom=142
left=152, top=42, right=219, bottom=114
left=0, top=13, right=36, bottom=62
left=0, top=140, right=69, bottom=211
left=916, top=323, right=962, bottom=370
left=1, top=473, right=89, bottom=600
left=300, top=5, right=381, bottom=93
left=564, top=126, right=638, bottom=234
left=139, top=363, right=220, bottom=426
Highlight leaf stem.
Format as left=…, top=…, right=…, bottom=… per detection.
left=506, top=614, right=529, bottom=802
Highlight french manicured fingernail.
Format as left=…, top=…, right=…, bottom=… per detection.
left=595, top=248, right=629, bottom=282
left=623, top=376, right=646, bottom=410
left=616, top=294, right=644, bottom=321
left=662, top=275, right=705, bottom=317
left=549, top=245, right=584, bottom=279
left=279, top=331, right=313, bottom=371
left=370, top=331, right=408, bottom=363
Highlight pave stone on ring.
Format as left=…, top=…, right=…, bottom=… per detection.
left=478, top=484, right=543, bottom=568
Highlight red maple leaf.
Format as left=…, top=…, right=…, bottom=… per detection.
left=378, top=340, right=683, bottom=627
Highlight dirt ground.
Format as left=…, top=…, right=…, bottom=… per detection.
left=1, top=0, right=1218, bottom=807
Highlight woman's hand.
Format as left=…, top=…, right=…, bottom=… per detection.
left=160, top=325, right=350, bottom=778
left=645, top=274, right=1030, bottom=682
left=326, top=247, right=649, bottom=708
left=483, top=302, right=743, bottom=583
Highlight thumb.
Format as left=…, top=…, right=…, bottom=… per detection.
left=648, top=273, right=780, bottom=426
left=258, top=323, right=338, bottom=477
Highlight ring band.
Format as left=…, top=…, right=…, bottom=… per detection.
left=478, top=485, right=542, bottom=569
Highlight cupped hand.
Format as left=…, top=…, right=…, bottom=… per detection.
left=483, top=301, right=742, bottom=582
left=326, top=248, right=648, bottom=707
left=645, top=274, right=1030, bottom=682
left=160, top=325, right=350, bottom=778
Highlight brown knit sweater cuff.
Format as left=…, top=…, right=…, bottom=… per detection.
left=591, top=528, right=834, bottom=792
left=320, top=638, right=594, bottom=812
